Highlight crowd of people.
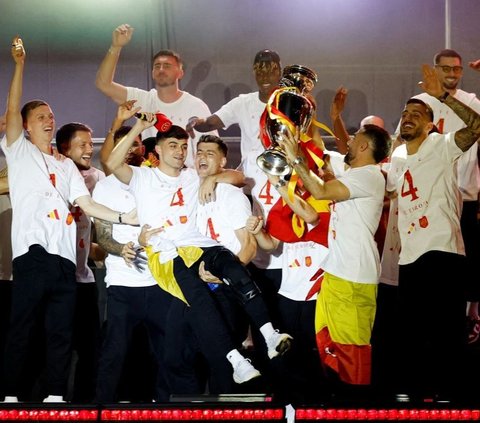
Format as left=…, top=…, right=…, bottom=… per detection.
left=0, top=23, right=480, bottom=406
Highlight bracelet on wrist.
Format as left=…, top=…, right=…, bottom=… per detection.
left=108, top=47, right=120, bottom=56
left=291, top=156, right=305, bottom=166
left=437, top=92, right=449, bottom=103
left=118, top=212, right=124, bottom=223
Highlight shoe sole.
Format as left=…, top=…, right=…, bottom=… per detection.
left=268, top=337, right=292, bottom=359
left=233, top=370, right=261, bottom=384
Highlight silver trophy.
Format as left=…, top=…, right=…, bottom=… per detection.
left=257, top=65, right=317, bottom=176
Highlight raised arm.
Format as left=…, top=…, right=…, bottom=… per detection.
left=186, top=114, right=225, bottom=138
left=99, top=100, right=140, bottom=175
left=75, top=195, right=137, bottom=225
left=5, top=37, right=26, bottom=146
left=419, top=64, right=480, bottom=152
left=95, top=24, right=134, bottom=104
left=329, top=86, right=350, bottom=154
left=266, top=173, right=319, bottom=225
left=105, top=114, right=155, bottom=184
left=278, top=129, right=350, bottom=202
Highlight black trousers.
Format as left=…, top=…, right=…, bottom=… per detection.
left=164, top=246, right=272, bottom=394
left=71, top=282, right=100, bottom=403
left=398, top=250, right=467, bottom=398
left=96, top=284, right=172, bottom=403
left=4, top=245, right=76, bottom=397
left=461, top=200, right=480, bottom=301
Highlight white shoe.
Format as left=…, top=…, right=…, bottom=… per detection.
left=43, top=395, right=65, bottom=403
left=3, top=396, right=19, bottom=403
left=266, top=330, right=293, bottom=359
left=232, top=358, right=261, bottom=384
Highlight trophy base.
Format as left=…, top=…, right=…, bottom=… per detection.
left=256, top=149, right=291, bottom=177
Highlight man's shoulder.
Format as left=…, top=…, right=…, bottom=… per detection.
left=180, top=91, right=209, bottom=106
left=455, top=89, right=480, bottom=107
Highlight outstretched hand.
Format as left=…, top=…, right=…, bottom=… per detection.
left=186, top=116, right=200, bottom=138
left=138, top=224, right=165, bottom=247
left=418, top=64, right=443, bottom=98
left=469, top=59, right=480, bottom=72
left=330, top=86, right=348, bottom=121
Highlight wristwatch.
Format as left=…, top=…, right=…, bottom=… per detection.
left=291, top=156, right=305, bottom=166
left=274, top=179, right=287, bottom=190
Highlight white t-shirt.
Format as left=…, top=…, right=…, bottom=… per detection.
left=1, top=134, right=89, bottom=264
left=73, top=167, right=105, bottom=283
left=126, top=88, right=217, bottom=168
left=387, top=133, right=464, bottom=265
left=214, top=92, right=266, bottom=171
left=322, top=165, right=385, bottom=283
left=279, top=240, right=328, bottom=301
left=92, top=174, right=157, bottom=288
left=129, top=166, right=218, bottom=250
left=0, top=194, right=12, bottom=280
left=196, top=183, right=251, bottom=256
left=248, top=150, right=283, bottom=270
left=396, top=90, right=480, bottom=201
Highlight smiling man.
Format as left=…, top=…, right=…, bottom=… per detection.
left=388, top=64, right=480, bottom=402
left=55, top=122, right=106, bottom=402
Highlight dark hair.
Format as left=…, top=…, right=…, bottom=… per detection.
left=156, top=125, right=189, bottom=143
left=197, top=135, right=228, bottom=157
left=142, top=136, right=158, bottom=159
left=406, top=98, right=434, bottom=122
left=152, top=49, right=183, bottom=68
left=55, top=122, right=92, bottom=154
left=362, top=124, right=392, bottom=164
left=20, top=100, right=49, bottom=124
left=434, top=49, right=462, bottom=65
left=113, top=125, right=142, bottom=143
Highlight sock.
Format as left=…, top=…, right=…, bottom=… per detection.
left=259, top=322, right=275, bottom=341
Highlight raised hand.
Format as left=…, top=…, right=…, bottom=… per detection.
left=186, top=116, right=200, bottom=138
left=11, top=36, right=25, bottom=64
left=112, top=24, right=134, bottom=48
left=469, top=59, right=480, bottom=72
left=330, top=86, right=348, bottom=121
left=418, top=64, right=443, bottom=98
left=117, top=100, right=141, bottom=122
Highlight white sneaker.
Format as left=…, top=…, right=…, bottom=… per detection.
left=43, top=395, right=65, bottom=403
left=267, top=330, right=293, bottom=359
left=3, top=396, right=19, bottom=403
left=232, top=358, right=261, bottom=384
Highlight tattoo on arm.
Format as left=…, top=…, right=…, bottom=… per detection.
left=445, top=96, right=480, bottom=152
left=94, top=218, right=124, bottom=256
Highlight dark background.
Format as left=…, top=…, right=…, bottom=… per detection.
left=0, top=0, right=479, bottom=145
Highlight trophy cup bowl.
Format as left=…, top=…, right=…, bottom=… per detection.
left=257, top=89, right=315, bottom=176
left=281, top=64, right=318, bottom=95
